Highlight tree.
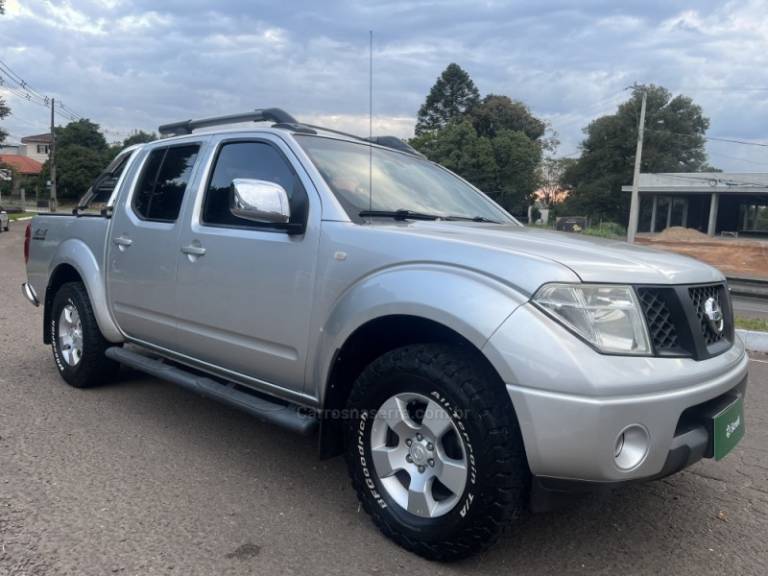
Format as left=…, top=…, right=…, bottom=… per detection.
left=561, top=84, right=711, bottom=223
left=537, top=157, right=573, bottom=207
left=41, top=119, right=112, bottom=200
left=0, top=1, right=5, bottom=14
left=415, top=63, right=480, bottom=136
left=55, top=119, right=108, bottom=150
left=0, top=96, right=9, bottom=144
left=471, top=95, right=546, bottom=142
left=412, top=120, right=542, bottom=212
left=123, top=130, right=156, bottom=148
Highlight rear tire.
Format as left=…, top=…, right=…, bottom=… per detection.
left=50, top=282, right=118, bottom=388
left=345, top=343, right=529, bottom=561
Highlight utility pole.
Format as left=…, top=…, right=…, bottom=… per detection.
left=627, top=89, right=647, bottom=243
left=49, top=97, right=57, bottom=212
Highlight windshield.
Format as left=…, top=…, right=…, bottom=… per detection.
left=296, top=135, right=514, bottom=224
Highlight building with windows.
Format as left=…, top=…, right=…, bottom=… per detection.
left=20, top=133, right=52, bottom=163
left=624, top=172, right=768, bottom=237
left=0, top=133, right=52, bottom=164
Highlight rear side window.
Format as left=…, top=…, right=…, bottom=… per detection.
left=202, top=141, right=307, bottom=228
left=77, top=150, right=133, bottom=213
left=133, top=144, right=200, bottom=222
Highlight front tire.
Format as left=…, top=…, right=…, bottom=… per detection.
left=345, top=344, right=529, bottom=561
left=50, top=282, right=118, bottom=388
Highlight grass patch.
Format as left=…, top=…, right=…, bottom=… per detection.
left=582, top=222, right=626, bottom=239
left=8, top=212, right=36, bottom=221
left=735, top=316, right=768, bottom=332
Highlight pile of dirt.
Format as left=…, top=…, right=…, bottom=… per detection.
left=653, top=226, right=710, bottom=242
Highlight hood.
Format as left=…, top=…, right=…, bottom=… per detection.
left=384, top=222, right=724, bottom=285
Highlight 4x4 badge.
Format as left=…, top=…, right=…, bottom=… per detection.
left=703, top=297, right=724, bottom=334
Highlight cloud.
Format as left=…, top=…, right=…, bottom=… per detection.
left=0, top=0, right=767, bottom=172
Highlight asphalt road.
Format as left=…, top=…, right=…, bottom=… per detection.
left=1, top=223, right=767, bottom=575
left=733, top=295, right=768, bottom=321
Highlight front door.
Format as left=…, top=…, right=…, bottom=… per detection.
left=173, top=136, right=320, bottom=395
left=107, top=142, right=203, bottom=349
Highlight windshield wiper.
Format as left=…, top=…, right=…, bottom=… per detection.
left=444, top=215, right=502, bottom=224
left=359, top=209, right=441, bottom=221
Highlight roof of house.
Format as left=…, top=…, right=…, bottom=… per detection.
left=0, top=154, right=44, bottom=175
left=21, top=132, right=52, bottom=144
left=621, top=172, right=768, bottom=194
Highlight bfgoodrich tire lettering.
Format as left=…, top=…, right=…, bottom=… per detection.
left=345, top=343, right=530, bottom=561
left=50, top=282, right=118, bottom=388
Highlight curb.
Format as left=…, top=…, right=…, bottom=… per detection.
left=736, top=329, right=768, bottom=353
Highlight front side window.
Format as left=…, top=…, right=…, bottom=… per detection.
left=295, top=135, right=512, bottom=224
left=133, top=144, right=199, bottom=222
left=202, top=141, right=307, bottom=228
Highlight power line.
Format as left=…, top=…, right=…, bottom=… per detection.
left=707, top=135, right=768, bottom=148
left=0, top=58, right=82, bottom=121
left=708, top=150, right=768, bottom=167
left=646, top=126, right=768, bottom=149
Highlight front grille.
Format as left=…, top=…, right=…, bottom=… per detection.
left=636, top=288, right=680, bottom=353
left=636, top=282, right=731, bottom=359
left=689, top=285, right=727, bottom=345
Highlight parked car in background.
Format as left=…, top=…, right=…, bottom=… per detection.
left=21, top=109, right=748, bottom=561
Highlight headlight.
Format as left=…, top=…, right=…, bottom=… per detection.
left=533, top=284, right=651, bottom=355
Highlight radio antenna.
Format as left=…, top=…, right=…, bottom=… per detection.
left=368, top=30, right=373, bottom=213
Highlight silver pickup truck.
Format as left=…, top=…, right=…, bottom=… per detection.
left=22, top=108, right=748, bottom=561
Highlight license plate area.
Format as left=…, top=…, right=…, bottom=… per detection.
left=676, top=388, right=746, bottom=460
left=712, top=396, right=745, bottom=460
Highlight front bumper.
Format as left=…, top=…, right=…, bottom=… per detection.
left=483, top=302, right=749, bottom=483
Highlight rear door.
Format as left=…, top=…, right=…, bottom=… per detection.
left=172, top=134, right=321, bottom=395
left=107, top=141, right=203, bottom=349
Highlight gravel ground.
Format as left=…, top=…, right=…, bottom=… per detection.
left=1, top=223, right=767, bottom=575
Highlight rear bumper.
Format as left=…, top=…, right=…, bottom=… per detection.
left=21, top=282, right=40, bottom=307
left=483, top=302, right=749, bottom=484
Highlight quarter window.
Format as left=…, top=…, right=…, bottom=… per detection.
left=202, top=141, right=307, bottom=228
left=133, top=144, right=200, bottom=222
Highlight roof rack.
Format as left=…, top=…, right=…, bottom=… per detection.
left=158, top=108, right=424, bottom=158
left=158, top=108, right=298, bottom=136
left=293, top=124, right=424, bottom=157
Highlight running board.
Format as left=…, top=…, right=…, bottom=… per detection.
left=105, top=347, right=318, bottom=436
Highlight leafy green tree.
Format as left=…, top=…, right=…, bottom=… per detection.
left=54, top=145, right=111, bottom=200
left=412, top=120, right=541, bottom=212
left=415, top=63, right=480, bottom=136
left=491, top=128, right=542, bottom=209
left=41, top=119, right=113, bottom=200
left=562, top=84, right=711, bottom=223
left=0, top=96, right=10, bottom=144
left=55, top=119, right=108, bottom=151
left=470, top=94, right=546, bottom=142
left=123, top=130, right=156, bottom=147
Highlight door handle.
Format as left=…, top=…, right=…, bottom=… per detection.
left=181, top=243, right=207, bottom=256
left=113, top=236, right=133, bottom=251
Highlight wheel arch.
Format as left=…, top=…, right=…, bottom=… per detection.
left=44, top=240, right=123, bottom=344
left=317, top=314, right=515, bottom=459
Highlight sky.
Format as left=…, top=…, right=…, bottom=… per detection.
left=1, top=0, right=768, bottom=171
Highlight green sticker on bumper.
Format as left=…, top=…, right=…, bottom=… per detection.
left=713, top=397, right=745, bottom=461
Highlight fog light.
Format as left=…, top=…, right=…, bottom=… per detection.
left=614, top=433, right=625, bottom=458
left=614, top=425, right=649, bottom=470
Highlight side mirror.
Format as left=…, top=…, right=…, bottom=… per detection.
left=230, top=178, right=291, bottom=224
